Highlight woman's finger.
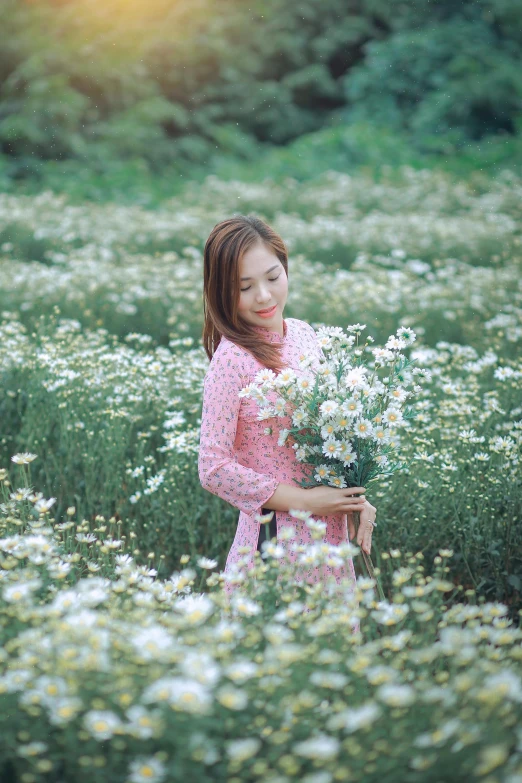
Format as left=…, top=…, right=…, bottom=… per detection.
left=345, top=487, right=366, bottom=496
left=356, top=514, right=375, bottom=553
left=342, top=500, right=364, bottom=512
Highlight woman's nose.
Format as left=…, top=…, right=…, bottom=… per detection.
left=256, top=286, right=270, bottom=301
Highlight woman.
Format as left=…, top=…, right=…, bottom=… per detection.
left=198, top=214, right=377, bottom=600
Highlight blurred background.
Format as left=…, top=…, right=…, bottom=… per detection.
left=1, top=0, right=521, bottom=202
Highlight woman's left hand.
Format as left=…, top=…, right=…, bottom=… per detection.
left=348, top=500, right=377, bottom=555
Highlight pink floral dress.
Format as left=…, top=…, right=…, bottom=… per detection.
left=198, top=317, right=358, bottom=608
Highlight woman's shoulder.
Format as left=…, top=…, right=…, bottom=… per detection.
left=213, top=334, right=251, bottom=358
left=206, top=336, right=254, bottom=381
left=287, top=317, right=317, bottom=337
left=286, top=317, right=311, bottom=328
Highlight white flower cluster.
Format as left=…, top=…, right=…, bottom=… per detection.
left=241, top=324, right=421, bottom=487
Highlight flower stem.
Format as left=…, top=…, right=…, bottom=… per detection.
left=353, top=510, right=386, bottom=602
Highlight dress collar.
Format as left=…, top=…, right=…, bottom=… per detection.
left=251, top=318, right=288, bottom=344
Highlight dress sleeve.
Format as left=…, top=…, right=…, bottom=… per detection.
left=198, top=346, right=279, bottom=517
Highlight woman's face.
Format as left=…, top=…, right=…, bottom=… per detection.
left=237, top=242, right=288, bottom=329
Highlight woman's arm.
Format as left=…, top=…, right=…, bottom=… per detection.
left=198, top=349, right=282, bottom=517
left=261, top=482, right=308, bottom=513
left=264, top=483, right=368, bottom=519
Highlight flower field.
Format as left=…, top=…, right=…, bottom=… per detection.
left=1, top=165, right=521, bottom=781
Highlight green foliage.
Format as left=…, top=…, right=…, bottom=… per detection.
left=0, top=0, right=380, bottom=177
left=1, top=0, right=521, bottom=183
left=344, top=12, right=522, bottom=151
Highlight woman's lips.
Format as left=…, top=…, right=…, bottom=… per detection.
left=255, top=305, right=277, bottom=318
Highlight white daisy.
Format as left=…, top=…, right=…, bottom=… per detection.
left=3, top=580, right=41, bottom=603
left=328, top=475, right=347, bottom=488
left=296, top=374, right=314, bottom=391
left=275, top=368, right=296, bottom=386
left=127, top=757, right=166, bottom=783
left=238, top=383, right=255, bottom=399
left=255, top=510, right=274, bottom=524
left=293, top=734, right=340, bottom=760
left=377, top=683, right=415, bottom=707
left=385, top=335, right=407, bottom=351
left=318, top=364, right=335, bottom=379
left=334, top=414, right=349, bottom=431
left=341, top=398, right=363, bottom=417
left=314, top=464, right=331, bottom=481
left=320, top=399, right=339, bottom=417
left=396, top=326, right=417, bottom=344
left=83, top=710, right=122, bottom=741
left=359, top=384, right=376, bottom=401
left=389, top=387, right=409, bottom=403
left=322, top=438, right=340, bottom=458
left=320, top=422, right=337, bottom=438
left=274, top=398, right=287, bottom=415
left=373, top=427, right=390, bottom=443
left=344, top=367, right=367, bottom=390
left=382, top=407, right=403, bottom=426
left=494, top=366, right=515, bottom=380
left=335, top=439, right=353, bottom=455
left=372, top=347, right=395, bottom=363
left=292, top=408, right=309, bottom=426
left=317, top=336, right=333, bottom=350
left=143, top=677, right=212, bottom=713
left=35, top=497, right=57, bottom=513
left=256, top=407, right=274, bottom=421
left=197, top=557, right=218, bottom=569
left=277, top=428, right=290, bottom=446
left=254, top=368, right=276, bottom=384
left=11, top=453, right=38, bottom=465
left=226, top=738, right=261, bottom=762
left=354, top=419, right=374, bottom=438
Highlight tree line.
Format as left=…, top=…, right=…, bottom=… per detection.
left=1, top=0, right=521, bottom=179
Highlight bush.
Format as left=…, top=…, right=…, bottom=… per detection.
left=2, top=0, right=522, bottom=183
left=344, top=17, right=522, bottom=151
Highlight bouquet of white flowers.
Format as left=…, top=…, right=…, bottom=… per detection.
left=240, top=323, right=430, bottom=597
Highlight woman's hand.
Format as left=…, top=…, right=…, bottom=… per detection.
left=348, top=500, right=377, bottom=555
left=304, top=485, right=367, bottom=517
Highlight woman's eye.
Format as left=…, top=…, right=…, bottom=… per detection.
left=241, top=275, right=280, bottom=293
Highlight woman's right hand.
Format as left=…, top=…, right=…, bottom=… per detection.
left=303, top=485, right=366, bottom=517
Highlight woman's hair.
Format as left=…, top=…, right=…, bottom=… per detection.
left=202, top=214, right=289, bottom=372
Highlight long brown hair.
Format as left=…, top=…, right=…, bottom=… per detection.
left=202, top=214, right=289, bottom=372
